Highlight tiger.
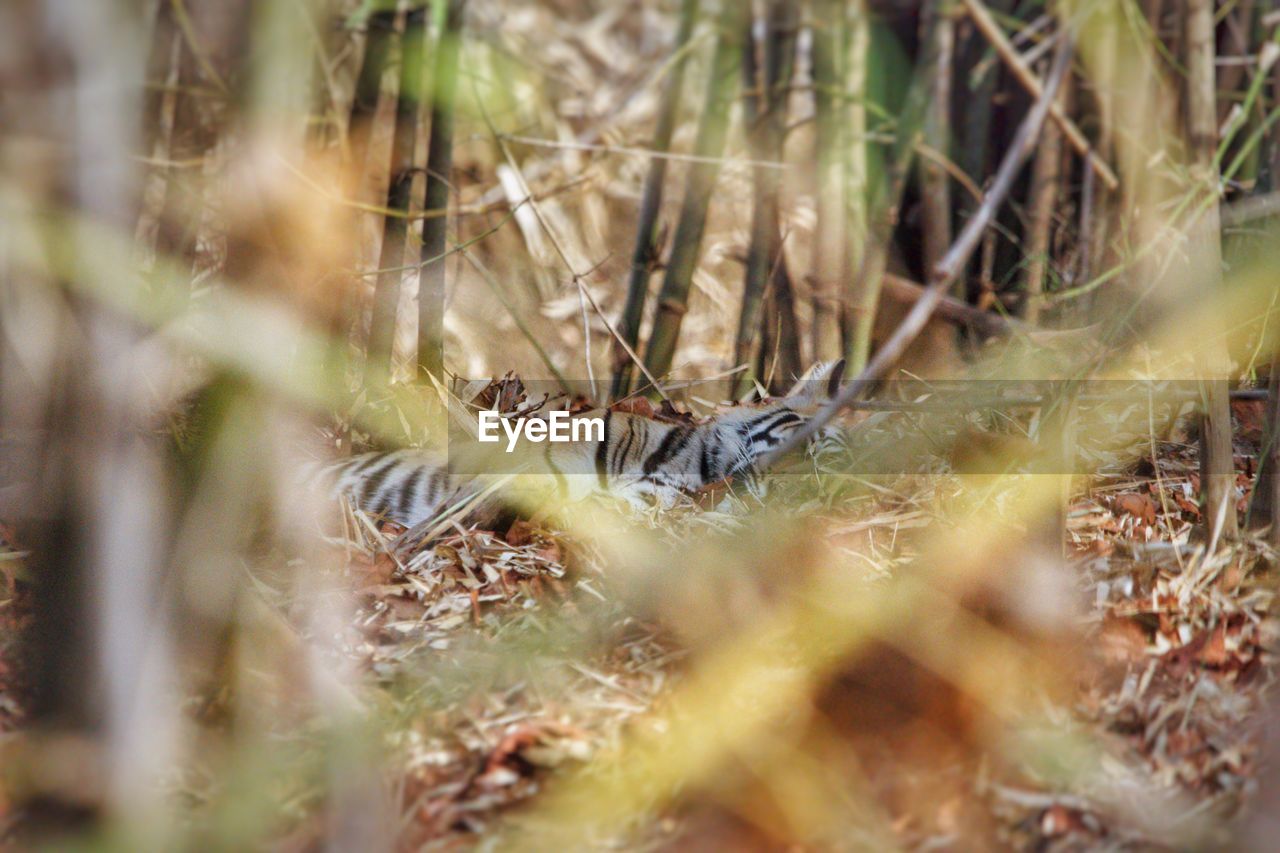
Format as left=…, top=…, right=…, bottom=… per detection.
left=318, top=360, right=846, bottom=532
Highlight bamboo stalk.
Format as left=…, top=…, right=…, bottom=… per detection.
left=765, top=34, right=1074, bottom=469
left=757, top=256, right=803, bottom=393
left=348, top=10, right=398, bottom=181
left=1186, top=0, right=1240, bottom=541
left=840, top=0, right=869, bottom=362
left=919, top=1, right=955, bottom=290
left=844, top=13, right=940, bottom=373
left=809, top=0, right=847, bottom=363
left=961, top=0, right=1118, bottom=191
left=956, top=0, right=1010, bottom=188
left=1218, top=0, right=1258, bottom=126
left=732, top=0, right=798, bottom=396
left=151, top=5, right=223, bottom=292
left=1021, top=74, right=1070, bottom=325
left=1248, top=360, right=1280, bottom=541
left=367, top=8, right=427, bottom=381
left=611, top=0, right=700, bottom=400
left=418, top=0, right=467, bottom=381
left=641, top=0, right=745, bottom=382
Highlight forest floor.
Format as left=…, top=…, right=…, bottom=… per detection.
left=0, top=396, right=1275, bottom=849
left=294, top=395, right=1276, bottom=847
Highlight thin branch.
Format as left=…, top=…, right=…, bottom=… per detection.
left=762, top=33, right=1075, bottom=470
left=471, top=80, right=669, bottom=401
left=961, top=0, right=1118, bottom=190
left=499, top=133, right=789, bottom=170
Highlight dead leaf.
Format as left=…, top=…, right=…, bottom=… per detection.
left=1099, top=615, right=1148, bottom=664
left=1115, top=493, right=1157, bottom=526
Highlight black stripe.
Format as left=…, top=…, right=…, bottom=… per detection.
left=699, top=434, right=714, bottom=484
left=397, top=466, right=426, bottom=520
left=426, top=468, right=444, bottom=507
left=358, top=456, right=403, bottom=507
left=748, top=410, right=801, bottom=444
left=595, top=410, right=612, bottom=489
left=643, top=425, right=693, bottom=475
left=613, top=420, right=635, bottom=477
left=354, top=452, right=390, bottom=475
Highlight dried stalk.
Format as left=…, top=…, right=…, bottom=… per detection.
left=611, top=0, right=700, bottom=399
left=810, top=0, right=847, bottom=363
left=1186, top=0, right=1239, bottom=540
left=840, top=0, right=869, bottom=361
left=418, top=0, right=467, bottom=381
left=765, top=34, right=1074, bottom=469
left=919, top=1, right=955, bottom=290
left=843, top=11, right=939, bottom=373
left=641, top=0, right=745, bottom=381
left=1248, top=359, right=1280, bottom=541
left=368, top=8, right=427, bottom=380
left=732, top=0, right=798, bottom=396
left=347, top=10, right=397, bottom=182
left=1022, top=74, right=1070, bottom=325
left=961, top=0, right=1118, bottom=190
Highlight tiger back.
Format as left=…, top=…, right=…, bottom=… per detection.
left=318, top=360, right=845, bottom=530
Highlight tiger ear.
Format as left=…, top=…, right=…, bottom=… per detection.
left=786, top=359, right=846, bottom=404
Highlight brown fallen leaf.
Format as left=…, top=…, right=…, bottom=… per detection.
left=1099, top=615, right=1148, bottom=665
left=610, top=396, right=655, bottom=418
left=1115, top=493, right=1157, bottom=527
left=1198, top=624, right=1228, bottom=668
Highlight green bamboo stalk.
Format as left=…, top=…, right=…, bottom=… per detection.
left=418, top=0, right=466, bottom=382
left=810, top=0, right=846, bottom=363
left=732, top=0, right=798, bottom=397
left=641, top=0, right=745, bottom=384
left=611, top=0, right=700, bottom=399
left=367, top=8, right=427, bottom=381
left=348, top=9, right=398, bottom=177
left=843, top=18, right=937, bottom=373
left=839, top=0, right=869, bottom=358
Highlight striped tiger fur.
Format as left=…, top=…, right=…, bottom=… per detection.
left=317, top=360, right=845, bottom=531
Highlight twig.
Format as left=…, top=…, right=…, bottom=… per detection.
left=170, top=0, right=230, bottom=95
left=459, top=248, right=572, bottom=394
left=881, top=274, right=1022, bottom=338
left=470, top=79, right=669, bottom=402
left=761, top=33, right=1075, bottom=470
left=961, top=0, right=1118, bottom=190
left=612, top=0, right=701, bottom=399
left=499, top=134, right=789, bottom=170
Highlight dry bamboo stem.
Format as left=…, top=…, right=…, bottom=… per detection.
left=843, top=10, right=941, bottom=373
left=611, top=0, right=700, bottom=399
left=368, top=8, right=427, bottom=381
left=920, top=1, right=956, bottom=289
left=764, top=35, right=1074, bottom=470
left=1218, top=0, right=1258, bottom=125
left=810, top=0, right=848, bottom=363
left=642, top=0, right=745, bottom=382
left=1022, top=74, right=1070, bottom=325
left=840, top=0, right=869, bottom=360
left=1248, top=358, right=1280, bottom=540
left=1187, top=0, right=1240, bottom=540
left=733, top=0, right=798, bottom=396
left=961, top=0, right=1118, bottom=191
left=418, top=0, right=466, bottom=381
